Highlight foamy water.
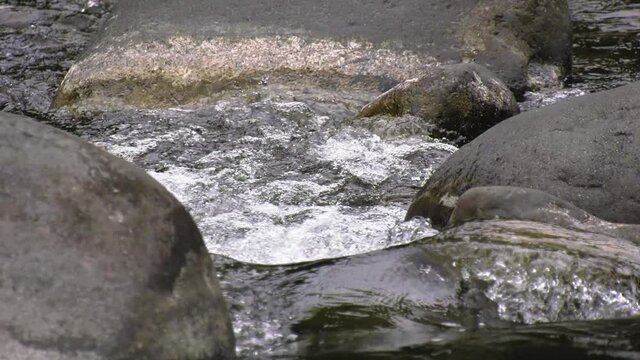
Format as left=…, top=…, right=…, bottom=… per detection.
left=92, top=93, right=454, bottom=265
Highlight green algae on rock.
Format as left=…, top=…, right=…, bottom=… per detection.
left=356, top=63, right=519, bottom=145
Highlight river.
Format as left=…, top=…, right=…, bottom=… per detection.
left=2, top=0, right=640, bottom=358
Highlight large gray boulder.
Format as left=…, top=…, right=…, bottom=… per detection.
left=0, top=112, right=235, bottom=359
left=407, top=81, right=640, bottom=228
left=52, top=0, right=570, bottom=110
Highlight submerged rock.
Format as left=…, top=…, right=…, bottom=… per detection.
left=431, top=219, right=640, bottom=323
left=407, top=81, right=640, bottom=227
left=0, top=112, right=235, bottom=359
left=460, top=0, right=572, bottom=96
left=356, top=63, right=519, bottom=145
left=52, top=0, right=571, bottom=110
left=221, top=243, right=501, bottom=356
left=223, top=214, right=640, bottom=356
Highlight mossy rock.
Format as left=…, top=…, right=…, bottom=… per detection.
left=357, top=63, right=518, bottom=145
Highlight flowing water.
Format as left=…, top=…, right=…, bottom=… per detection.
left=3, top=0, right=640, bottom=358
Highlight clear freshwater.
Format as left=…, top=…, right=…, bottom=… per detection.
left=3, top=0, right=640, bottom=358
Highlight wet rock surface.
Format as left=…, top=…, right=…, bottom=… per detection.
left=407, top=81, right=640, bottom=227
left=0, top=112, right=235, bottom=360
left=449, top=186, right=640, bottom=243
left=431, top=219, right=640, bottom=323
left=0, top=0, right=112, bottom=120
left=218, top=215, right=640, bottom=357
left=357, top=63, right=519, bottom=145
left=461, top=0, right=572, bottom=96
left=52, top=0, right=571, bottom=109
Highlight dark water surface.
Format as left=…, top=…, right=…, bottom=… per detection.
left=571, top=0, right=640, bottom=92
left=2, top=0, right=640, bottom=359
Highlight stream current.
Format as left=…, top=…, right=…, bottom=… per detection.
left=2, top=0, right=640, bottom=358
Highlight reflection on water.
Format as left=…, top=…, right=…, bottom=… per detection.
left=219, top=220, right=640, bottom=358
left=521, top=0, right=640, bottom=110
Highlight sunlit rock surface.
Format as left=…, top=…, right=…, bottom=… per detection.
left=0, top=112, right=234, bottom=360
left=52, top=0, right=571, bottom=109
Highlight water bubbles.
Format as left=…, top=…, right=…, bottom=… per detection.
left=519, top=88, right=586, bottom=112
left=428, top=223, right=640, bottom=325
left=91, top=88, right=453, bottom=265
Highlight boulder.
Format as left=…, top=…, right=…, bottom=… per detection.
left=51, top=0, right=571, bottom=110
left=356, top=63, right=519, bottom=145
left=460, top=0, right=572, bottom=95
left=0, top=112, right=235, bottom=359
left=407, top=81, right=640, bottom=228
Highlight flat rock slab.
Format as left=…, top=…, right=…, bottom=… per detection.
left=0, top=112, right=234, bottom=359
left=407, top=81, right=640, bottom=227
left=52, top=0, right=570, bottom=109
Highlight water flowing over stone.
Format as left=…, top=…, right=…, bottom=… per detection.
left=73, top=85, right=454, bottom=264
left=3, top=0, right=640, bottom=358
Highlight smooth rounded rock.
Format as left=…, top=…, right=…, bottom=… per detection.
left=0, top=112, right=235, bottom=360
left=407, top=81, right=640, bottom=228
left=449, top=186, right=640, bottom=243
left=357, top=63, right=519, bottom=145
left=52, top=0, right=571, bottom=110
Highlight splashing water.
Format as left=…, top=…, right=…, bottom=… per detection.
left=89, top=87, right=454, bottom=265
